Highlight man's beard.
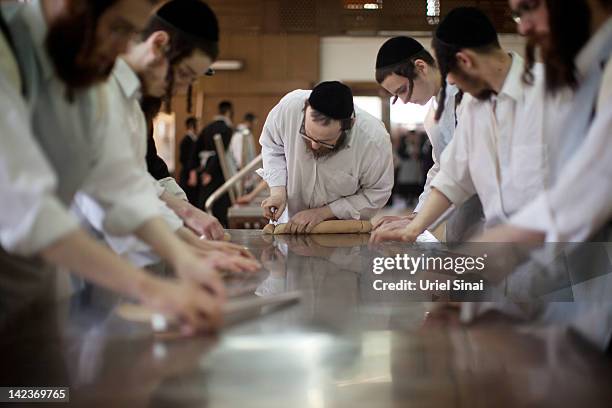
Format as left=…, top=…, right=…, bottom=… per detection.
left=303, top=132, right=347, bottom=159
left=472, top=88, right=495, bottom=101
left=455, top=69, right=495, bottom=101
left=45, top=13, right=115, bottom=94
left=527, top=33, right=551, bottom=59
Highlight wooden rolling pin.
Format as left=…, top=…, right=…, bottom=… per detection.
left=263, top=220, right=372, bottom=235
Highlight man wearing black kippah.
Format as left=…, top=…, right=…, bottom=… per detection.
left=74, top=0, right=259, bottom=270
left=258, top=81, right=394, bottom=234
left=371, top=7, right=559, bottom=244
left=372, top=36, right=484, bottom=243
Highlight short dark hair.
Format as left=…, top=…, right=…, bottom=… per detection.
left=375, top=48, right=436, bottom=84
left=219, top=101, right=233, bottom=115
left=432, top=39, right=500, bottom=121
left=244, top=112, right=256, bottom=122
left=185, top=116, right=198, bottom=129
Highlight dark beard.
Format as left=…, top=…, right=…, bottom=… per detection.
left=473, top=89, right=495, bottom=101
left=455, top=70, right=495, bottom=101
left=45, top=12, right=115, bottom=95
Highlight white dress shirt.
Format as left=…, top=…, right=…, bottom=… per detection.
left=258, top=90, right=394, bottom=221
left=4, top=1, right=164, bottom=239
left=74, top=59, right=184, bottom=266
left=0, top=63, right=78, bottom=256
left=415, top=84, right=464, bottom=212
left=431, top=53, right=551, bottom=227
left=510, top=18, right=612, bottom=241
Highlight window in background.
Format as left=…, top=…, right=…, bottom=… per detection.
left=390, top=97, right=432, bottom=129
left=153, top=112, right=176, bottom=173
left=354, top=96, right=382, bottom=120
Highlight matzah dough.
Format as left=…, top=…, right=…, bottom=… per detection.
left=263, top=220, right=372, bottom=235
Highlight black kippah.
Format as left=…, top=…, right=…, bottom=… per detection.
left=435, top=7, right=497, bottom=48
left=156, top=0, right=219, bottom=42
left=376, top=36, right=425, bottom=69
left=308, top=81, right=354, bottom=120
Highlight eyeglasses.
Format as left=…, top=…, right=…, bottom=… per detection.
left=299, top=114, right=338, bottom=149
left=510, top=0, right=541, bottom=24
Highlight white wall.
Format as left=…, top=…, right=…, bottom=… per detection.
left=320, top=34, right=526, bottom=83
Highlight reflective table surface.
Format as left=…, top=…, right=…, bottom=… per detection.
left=2, top=230, right=611, bottom=407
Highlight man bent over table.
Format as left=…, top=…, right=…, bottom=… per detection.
left=258, top=81, right=394, bottom=234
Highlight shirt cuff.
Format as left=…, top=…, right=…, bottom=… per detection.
left=430, top=171, right=472, bottom=206
left=159, top=177, right=188, bottom=201
left=2, top=197, right=79, bottom=256
left=256, top=167, right=286, bottom=188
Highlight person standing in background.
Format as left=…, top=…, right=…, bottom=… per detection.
left=230, top=112, right=258, bottom=169
left=179, top=116, right=200, bottom=204
left=192, top=100, right=235, bottom=226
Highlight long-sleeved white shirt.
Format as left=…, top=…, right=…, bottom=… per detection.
left=258, top=90, right=394, bottom=221
left=509, top=18, right=612, bottom=241
left=431, top=53, right=553, bottom=227
left=4, top=1, right=164, bottom=238
left=415, top=84, right=466, bottom=213
left=0, top=60, right=78, bottom=256
left=73, top=59, right=183, bottom=266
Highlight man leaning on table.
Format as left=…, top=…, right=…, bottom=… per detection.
left=258, top=81, right=394, bottom=234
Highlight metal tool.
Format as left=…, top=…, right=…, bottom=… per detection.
left=270, top=206, right=279, bottom=226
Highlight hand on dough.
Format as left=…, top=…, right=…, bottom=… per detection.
left=369, top=223, right=422, bottom=245
left=286, top=207, right=333, bottom=234
left=372, top=213, right=416, bottom=230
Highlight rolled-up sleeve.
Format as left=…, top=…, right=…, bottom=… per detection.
left=430, top=122, right=476, bottom=206
left=328, top=141, right=394, bottom=220
left=259, top=103, right=287, bottom=187
left=158, top=176, right=188, bottom=201
left=0, top=82, right=78, bottom=256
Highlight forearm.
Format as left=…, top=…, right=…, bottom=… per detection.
left=315, top=205, right=335, bottom=221
left=135, top=217, right=188, bottom=266
left=161, top=190, right=191, bottom=218
left=40, top=230, right=153, bottom=300
left=415, top=160, right=440, bottom=213
left=409, top=188, right=452, bottom=233
left=176, top=226, right=201, bottom=246
left=252, top=180, right=269, bottom=197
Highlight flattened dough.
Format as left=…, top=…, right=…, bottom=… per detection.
left=262, top=220, right=372, bottom=235
left=262, top=224, right=276, bottom=235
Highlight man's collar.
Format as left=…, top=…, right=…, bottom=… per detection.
left=498, top=52, right=525, bottom=102
left=112, top=58, right=141, bottom=101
